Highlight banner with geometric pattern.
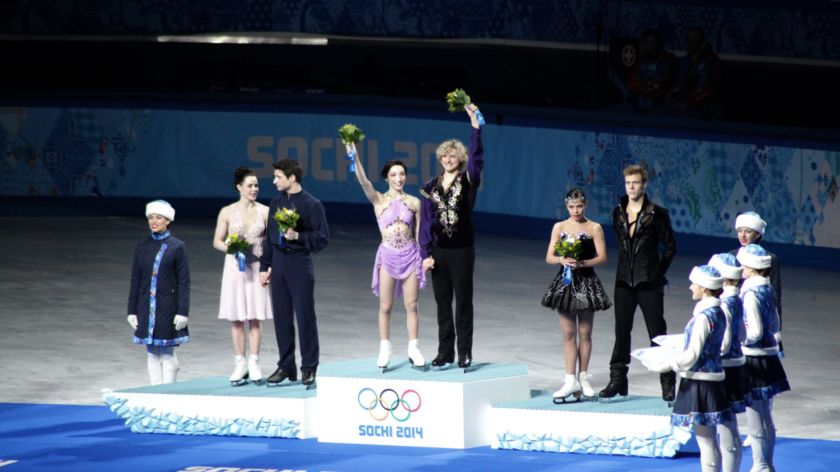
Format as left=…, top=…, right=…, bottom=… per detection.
left=1, top=106, right=838, bottom=248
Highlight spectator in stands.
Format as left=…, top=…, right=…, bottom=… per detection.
left=666, top=27, right=723, bottom=119
left=611, top=28, right=676, bottom=114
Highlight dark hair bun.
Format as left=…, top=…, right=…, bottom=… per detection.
left=234, top=166, right=256, bottom=189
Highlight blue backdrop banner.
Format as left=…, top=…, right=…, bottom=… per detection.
left=1, top=106, right=838, bottom=248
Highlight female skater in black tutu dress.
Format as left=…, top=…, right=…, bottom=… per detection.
left=542, top=188, right=611, bottom=402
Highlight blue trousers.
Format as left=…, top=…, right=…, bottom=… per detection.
left=269, top=251, right=319, bottom=373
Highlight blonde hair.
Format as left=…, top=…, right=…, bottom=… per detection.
left=623, top=164, right=649, bottom=183
left=436, top=139, right=468, bottom=171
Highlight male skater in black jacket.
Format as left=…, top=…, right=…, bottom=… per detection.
left=600, top=164, right=678, bottom=402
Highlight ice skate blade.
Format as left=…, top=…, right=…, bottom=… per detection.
left=553, top=394, right=582, bottom=405
left=431, top=362, right=452, bottom=371
left=230, top=372, right=249, bottom=387
left=266, top=380, right=297, bottom=388
left=409, top=359, right=428, bottom=371
left=597, top=394, right=628, bottom=403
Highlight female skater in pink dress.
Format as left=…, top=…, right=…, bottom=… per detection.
left=347, top=143, right=427, bottom=369
left=213, top=167, right=273, bottom=385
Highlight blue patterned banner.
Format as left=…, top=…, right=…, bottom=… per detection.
left=1, top=106, right=838, bottom=248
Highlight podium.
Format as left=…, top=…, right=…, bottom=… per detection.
left=490, top=391, right=691, bottom=457
left=103, top=376, right=317, bottom=438
left=103, top=363, right=692, bottom=457
left=316, top=358, right=530, bottom=448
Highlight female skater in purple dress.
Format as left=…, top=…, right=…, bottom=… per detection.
left=348, top=143, right=427, bottom=369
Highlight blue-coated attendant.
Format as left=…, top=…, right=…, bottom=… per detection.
left=737, top=244, right=790, bottom=471
left=709, top=252, right=748, bottom=472
left=127, top=200, right=191, bottom=385
left=645, top=265, right=739, bottom=472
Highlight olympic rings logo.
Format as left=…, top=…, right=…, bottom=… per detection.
left=357, top=388, right=422, bottom=422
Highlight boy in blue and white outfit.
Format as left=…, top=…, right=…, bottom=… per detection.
left=737, top=244, right=790, bottom=471
left=646, top=265, right=738, bottom=472
left=709, top=253, right=748, bottom=472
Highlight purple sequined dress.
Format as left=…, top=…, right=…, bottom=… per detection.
left=372, top=199, right=426, bottom=298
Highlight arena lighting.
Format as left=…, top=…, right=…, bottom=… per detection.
left=155, top=34, right=328, bottom=45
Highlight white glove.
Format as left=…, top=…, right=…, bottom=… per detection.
left=173, top=314, right=188, bottom=331
left=127, top=314, right=138, bottom=330
left=774, top=331, right=782, bottom=344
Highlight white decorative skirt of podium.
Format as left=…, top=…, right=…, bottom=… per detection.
left=102, top=376, right=317, bottom=438
left=490, top=391, right=692, bottom=457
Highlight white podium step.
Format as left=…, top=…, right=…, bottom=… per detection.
left=103, top=376, right=317, bottom=438
left=316, top=358, right=530, bottom=448
left=490, top=391, right=692, bottom=457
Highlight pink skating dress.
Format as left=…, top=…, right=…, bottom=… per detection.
left=218, top=205, right=273, bottom=321
left=372, top=198, right=426, bottom=298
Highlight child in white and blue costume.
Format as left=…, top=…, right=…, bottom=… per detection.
left=737, top=243, right=790, bottom=471
left=646, top=264, right=738, bottom=472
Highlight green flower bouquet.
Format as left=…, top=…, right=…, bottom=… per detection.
left=338, top=123, right=365, bottom=173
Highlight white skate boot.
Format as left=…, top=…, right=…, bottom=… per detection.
left=230, top=355, right=248, bottom=386
left=553, top=374, right=582, bottom=404
left=248, top=354, right=263, bottom=385
left=579, top=371, right=596, bottom=399
left=408, top=339, right=426, bottom=369
left=377, top=340, right=392, bottom=371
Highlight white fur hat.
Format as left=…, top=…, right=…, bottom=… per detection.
left=735, top=211, right=766, bottom=235
left=736, top=244, right=772, bottom=270
left=689, top=265, right=723, bottom=290
left=708, top=253, right=742, bottom=280
left=145, top=200, right=175, bottom=221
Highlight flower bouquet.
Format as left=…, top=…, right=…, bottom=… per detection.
left=225, top=233, right=252, bottom=272
left=554, top=233, right=584, bottom=260
left=338, top=123, right=365, bottom=173
left=554, top=232, right=587, bottom=285
left=445, top=88, right=485, bottom=126
left=274, top=207, right=300, bottom=248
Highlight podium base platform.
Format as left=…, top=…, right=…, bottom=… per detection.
left=491, top=391, right=692, bottom=457
left=316, top=358, right=531, bottom=448
left=103, top=376, right=316, bottom=438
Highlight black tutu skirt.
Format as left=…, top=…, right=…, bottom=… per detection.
left=744, top=355, right=790, bottom=401
left=723, top=365, right=750, bottom=413
left=541, top=268, right=612, bottom=312
left=671, top=378, right=733, bottom=428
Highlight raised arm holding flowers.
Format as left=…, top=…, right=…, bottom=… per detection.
left=339, top=123, right=365, bottom=174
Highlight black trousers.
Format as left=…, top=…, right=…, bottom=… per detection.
left=269, top=251, right=319, bottom=373
left=430, top=246, right=475, bottom=358
left=609, top=281, right=668, bottom=373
